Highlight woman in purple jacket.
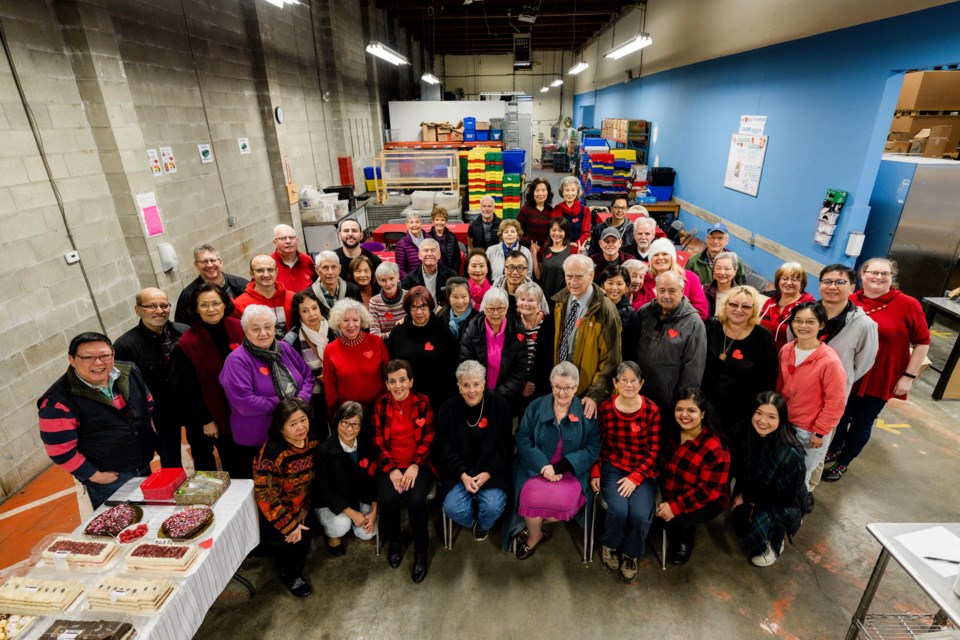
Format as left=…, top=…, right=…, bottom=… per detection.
left=221, top=304, right=314, bottom=478
left=394, top=210, right=426, bottom=278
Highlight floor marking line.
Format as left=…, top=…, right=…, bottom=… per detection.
left=0, top=486, right=78, bottom=521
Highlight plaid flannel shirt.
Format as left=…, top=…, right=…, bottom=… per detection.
left=372, top=391, right=435, bottom=473
left=660, top=429, right=730, bottom=515
left=590, top=396, right=661, bottom=485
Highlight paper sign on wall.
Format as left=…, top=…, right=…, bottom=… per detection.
left=738, top=115, right=767, bottom=136
left=147, top=149, right=161, bottom=176
left=723, top=134, right=768, bottom=197
left=238, top=138, right=251, bottom=155
left=198, top=144, right=214, bottom=164
left=136, top=192, right=164, bottom=237
left=159, top=146, right=177, bottom=174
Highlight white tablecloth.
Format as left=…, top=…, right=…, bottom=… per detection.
left=19, top=478, right=259, bottom=640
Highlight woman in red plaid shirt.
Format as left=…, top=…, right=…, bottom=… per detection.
left=656, top=388, right=731, bottom=565
left=590, top=361, right=660, bottom=584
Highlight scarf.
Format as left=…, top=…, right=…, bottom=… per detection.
left=448, top=307, right=473, bottom=337
left=501, top=241, right=519, bottom=259
left=242, top=337, right=298, bottom=400
left=819, top=301, right=853, bottom=344
left=299, top=321, right=329, bottom=374
left=410, top=232, right=424, bottom=248
left=469, top=278, right=491, bottom=309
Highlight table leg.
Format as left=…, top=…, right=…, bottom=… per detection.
left=231, top=572, right=255, bottom=598
left=844, top=548, right=891, bottom=640
left=933, top=320, right=960, bottom=401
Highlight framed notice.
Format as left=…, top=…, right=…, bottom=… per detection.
left=723, top=134, right=768, bottom=197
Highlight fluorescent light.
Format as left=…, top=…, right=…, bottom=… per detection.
left=366, top=42, right=409, bottom=66
left=604, top=33, right=653, bottom=60
left=421, top=73, right=440, bottom=85
left=480, top=91, right=529, bottom=97
left=540, top=86, right=550, bottom=93
left=550, top=78, right=563, bottom=87
left=568, top=61, right=589, bottom=75
left=263, top=0, right=285, bottom=6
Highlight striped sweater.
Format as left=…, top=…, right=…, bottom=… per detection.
left=254, top=437, right=318, bottom=535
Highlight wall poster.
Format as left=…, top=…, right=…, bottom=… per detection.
left=723, top=133, right=768, bottom=197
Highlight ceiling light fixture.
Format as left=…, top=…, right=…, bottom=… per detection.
left=550, top=77, right=563, bottom=87
left=604, top=33, right=653, bottom=60
left=366, top=42, right=409, bottom=66
left=540, top=86, right=550, bottom=93
left=568, top=61, right=589, bottom=75
left=421, top=73, right=440, bottom=85
left=480, top=91, right=529, bottom=97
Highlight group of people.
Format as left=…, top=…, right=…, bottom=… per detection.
left=38, top=177, right=931, bottom=598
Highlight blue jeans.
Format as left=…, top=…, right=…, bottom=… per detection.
left=598, top=463, right=657, bottom=558
left=84, top=467, right=151, bottom=510
left=443, top=483, right=507, bottom=531
left=793, top=427, right=832, bottom=491
left=830, top=394, right=887, bottom=467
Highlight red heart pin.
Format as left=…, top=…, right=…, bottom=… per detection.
left=198, top=538, right=214, bottom=550
left=259, top=366, right=270, bottom=375
left=424, top=342, right=434, bottom=351
left=630, top=422, right=641, bottom=433
left=517, top=333, right=525, bottom=341
left=667, top=328, right=679, bottom=338
left=229, top=342, right=240, bottom=350
left=545, top=252, right=553, bottom=259
left=732, top=349, right=744, bottom=360
left=415, top=417, right=426, bottom=427
left=478, top=417, right=488, bottom=429
left=531, top=332, right=538, bottom=341
left=363, top=350, right=374, bottom=358
left=359, top=458, right=369, bottom=468
left=384, top=312, right=393, bottom=321
left=572, top=218, right=580, bottom=224
left=568, top=413, right=579, bottom=422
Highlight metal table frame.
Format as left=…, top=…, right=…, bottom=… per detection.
left=923, top=297, right=960, bottom=400
left=845, top=523, right=960, bottom=639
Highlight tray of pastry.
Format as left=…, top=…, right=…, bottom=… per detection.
left=83, top=504, right=144, bottom=538
left=85, top=576, right=178, bottom=617
left=0, top=612, right=37, bottom=639
left=0, top=575, right=85, bottom=615
left=33, top=534, right=123, bottom=572
left=123, top=541, right=204, bottom=578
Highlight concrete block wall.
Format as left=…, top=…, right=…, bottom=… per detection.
left=0, top=0, right=418, bottom=500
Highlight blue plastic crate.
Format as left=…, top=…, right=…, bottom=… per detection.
left=503, top=150, right=525, bottom=174
left=464, top=131, right=477, bottom=141
left=490, top=129, right=503, bottom=141
left=649, top=186, right=674, bottom=201
left=463, top=117, right=476, bottom=131
left=476, top=130, right=490, bottom=141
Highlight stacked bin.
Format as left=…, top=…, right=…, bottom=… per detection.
left=463, top=117, right=476, bottom=142
left=502, top=173, right=522, bottom=219
left=611, top=149, right=637, bottom=192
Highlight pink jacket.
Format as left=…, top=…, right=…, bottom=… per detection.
left=777, top=342, right=848, bottom=436
left=634, top=269, right=710, bottom=319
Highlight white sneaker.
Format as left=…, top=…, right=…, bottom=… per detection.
left=751, top=542, right=779, bottom=567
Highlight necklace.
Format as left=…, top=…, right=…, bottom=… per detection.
left=718, top=325, right=747, bottom=361
left=390, top=394, right=410, bottom=415
left=466, top=395, right=486, bottom=428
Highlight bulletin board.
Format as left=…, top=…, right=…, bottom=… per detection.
left=723, top=134, right=768, bottom=197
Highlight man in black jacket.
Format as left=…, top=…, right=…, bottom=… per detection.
left=401, top=239, right=457, bottom=306
left=115, top=288, right=189, bottom=468
left=38, top=332, right=157, bottom=508
left=174, top=243, right=248, bottom=325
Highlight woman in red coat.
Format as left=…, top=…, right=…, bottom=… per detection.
left=553, top=176, right=592, bottom=250
left=759, top=262, right=816, bottom=352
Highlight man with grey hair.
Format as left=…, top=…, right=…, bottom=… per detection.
left=631, top=217, right=659, bottom=263
left=624, top=270, right=706, bottom=417
left=310, top=250, right=361, bottom=316
left=175, top=243, right=248, bottom=325
left=271, top=223, right=317, bottom=292
left=551, top=253, right=621, bottom=419
left=401, top=238, right=456, bottom=305
left=467, top=195, right=501, bottom=250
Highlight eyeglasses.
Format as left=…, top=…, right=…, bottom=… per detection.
left=617, top=378, right=641, bottom=386
left=504, top=265, right=527, bottom=273
left=276, top=235, right=297, bottom=242
left=552, top=384, right=577, bottom=393
left=339, top=421, right=361, bottom=430
left=611, top=205, right=628, bottom=211
left=196, top=258, right=221, bottom=265
left=198, top=301, right=224, bottom=310
left=74, top=353, right=115, bottom=363
left=485, top=306, right=507, bottom=314
left=792, top=319, right=820, bottom=326
left=820, top=279, right=849, bottom=288
left=411, top=304, right=431, bottom=311
left=138, top=303, right=171, bottom=311
left=864, top=270, right=892, bottom=278
left=780, top=276, right=802, bottom=283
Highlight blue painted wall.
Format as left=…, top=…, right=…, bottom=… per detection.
left=573, top=3, right=960, bottom=286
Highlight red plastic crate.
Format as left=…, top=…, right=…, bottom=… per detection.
left=140, top=468, right=186, bottom=500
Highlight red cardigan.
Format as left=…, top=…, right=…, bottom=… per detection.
left=777, top=342, right=847, bottom=435
left=850, top=288, right=930, bottom=401
left=322, top=333, right=390, bottom=415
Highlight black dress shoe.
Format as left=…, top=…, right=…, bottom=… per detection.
left=326, top=539, right=346, bottom=557
left=387, top=542, right=402, bottom=568
left=667, top=541, right=693, bottom=565
left=411, top=552, right=428, bottom=583
left=281, top=573, right=312, bottom=598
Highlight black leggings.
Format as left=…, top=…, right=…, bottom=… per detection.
left=664, top=502, right=724, bottom=544
left=258, top=512, right=316, bottom=578
left=377, top=470, right=431, bottom=552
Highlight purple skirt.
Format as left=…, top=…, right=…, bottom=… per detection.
left=517, top=438, right=586, bottom=521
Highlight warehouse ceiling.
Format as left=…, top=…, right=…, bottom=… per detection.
left=388, top=0, right=633, bottom=56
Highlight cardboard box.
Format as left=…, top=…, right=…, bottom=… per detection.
left=475, top=121, right=490, bottom=130
left=421, top=123, right=437, bottom=142
left=451, top=128, right=464, bottom=141
left=921, top=125, right=953, bottom=158
left=891, top=115, right=960, bottom=152
left=437, top=126, right=452, bottom=142
left=896, top=71, right=960, bottom=112
left=884, top=140, right=912, bottom=154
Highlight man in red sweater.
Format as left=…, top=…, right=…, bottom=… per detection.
left=271, top=224, right=316, bottom=293
left=233, top=254, right=294, bottom=339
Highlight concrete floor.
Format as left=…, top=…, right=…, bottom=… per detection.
left=196, top=316, right=960, bottom=639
